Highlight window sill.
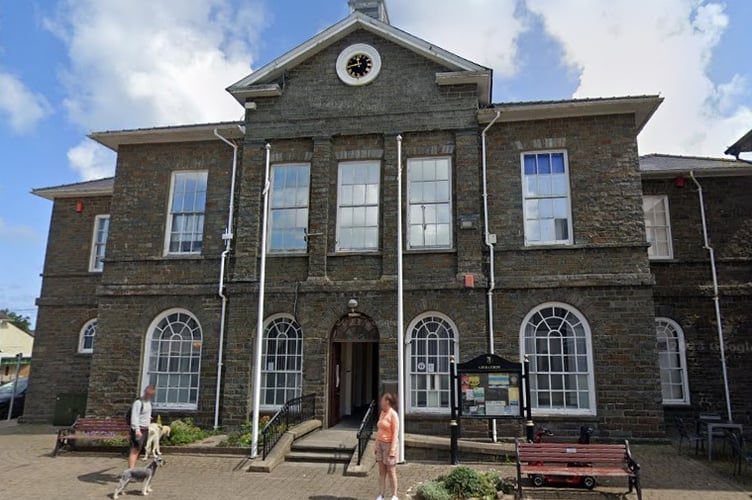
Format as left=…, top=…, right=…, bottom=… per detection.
left=649, top=258, right=677, bottom=263
left=405, top=409, right=451, bottom=417
left=404, top=248, right=457, bottom=255
left=75, top=351, right=93, bottom=356
left=662, top=402, right=691, bottom=407
left=151, top=407, right=199, bottom=413
left=266, top=253, right=308, bottom=258
left=329, top=251, right=382, bottom=257
left=527, top=412, right=599, bottom=420
left=162, top=254, right=204, bottom=260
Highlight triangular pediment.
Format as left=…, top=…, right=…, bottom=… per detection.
left=227, top=12, right=491, bottom=105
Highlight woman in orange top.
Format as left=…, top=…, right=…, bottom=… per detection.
left=375, top=392, right=399, bottom=500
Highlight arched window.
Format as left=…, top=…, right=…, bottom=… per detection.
left=143, top=309, right=202, bottom=410
left=521, top=303, right=595, bottom=415
left=407, top=313, right=458, bottom=412
left=78, top=319, right=97, bottom=354
left=261, top=315, right=303, bottom=408
left=656, top=317, right=690, bottom=405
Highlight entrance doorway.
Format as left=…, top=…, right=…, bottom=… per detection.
left=328, top=313, right=379, bottom=428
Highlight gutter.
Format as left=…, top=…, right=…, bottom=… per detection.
left=481, top=110, right=501, bottom=442
left=212, top=125, right=244, bottom=430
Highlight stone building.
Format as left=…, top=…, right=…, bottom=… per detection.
left=23, top=0, right=750, bottom=440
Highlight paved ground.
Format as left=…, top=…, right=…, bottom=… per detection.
left=1, top=420, right=750, bottom=499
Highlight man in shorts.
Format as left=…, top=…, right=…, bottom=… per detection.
left=128, top=385, right=156, bottom=468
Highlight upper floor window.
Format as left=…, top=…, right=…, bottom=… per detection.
left=643, top=195, right=673, bottom=259
left=89, top=215, right=110, bottom=272
left=269, top=164, right=310, bottom=253
left=407, top=157, right=452, bottom=249
left=407, top=312, right=458, bottom=413
left=336, top=161, right=380, bottom=252
left=521, top=303, right=595, bottom=415
left=656, top=317, right=690, bottom=405
left=521, top=151, right=573, bottom=246
left=78, top=319, right=97, bottom=354
left=166, top=171, right=208, bottom=255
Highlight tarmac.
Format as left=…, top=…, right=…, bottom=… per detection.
left=0, top=419, right=750, bottom=499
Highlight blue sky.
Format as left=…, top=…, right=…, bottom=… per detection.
left=0, top=0, right=750, bottom=327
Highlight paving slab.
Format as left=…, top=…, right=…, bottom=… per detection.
left=0, top=423, right=750, bottom=499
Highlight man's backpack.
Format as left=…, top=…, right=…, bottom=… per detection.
left=125, top=398, right=140, bottom=425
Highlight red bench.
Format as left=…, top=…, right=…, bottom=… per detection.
left=53, top=417, right=131, bottom=456
left=515, top=438, right=642, bottom=499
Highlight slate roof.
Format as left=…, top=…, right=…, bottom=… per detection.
left=32, top=177, right=115, bottom=200
left=639, top=154, right=752, bottom=177
left=725, top=129, right=752, bottom=157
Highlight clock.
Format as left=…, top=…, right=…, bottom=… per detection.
left=336, top=43, right=382, bottom=86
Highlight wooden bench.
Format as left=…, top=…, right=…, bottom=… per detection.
left=515, top=438, right=642, bottom=499
left=53, top=417, right=132, bottom=456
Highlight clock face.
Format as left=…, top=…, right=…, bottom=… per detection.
left=346, top=53, right=373, bottom=79
left=336, top=44, right=381, bottom=86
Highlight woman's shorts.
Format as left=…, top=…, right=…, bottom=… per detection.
left=375, top=439, right=397, bottom=466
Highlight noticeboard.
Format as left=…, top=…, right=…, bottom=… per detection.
left=455, top=354, right=525, bottom=419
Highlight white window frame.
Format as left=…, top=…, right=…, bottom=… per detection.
left=164, top=170, right=208, bottom=256
left=406, top=157, right=453, bottom=250
left=336, top=161, right=381, bottom=252
left=406, top=312, right=459, bottom=414
left=268, top=163, right=311, bottom=254
left=655, top=317, right=690, bottom=406
left=520, top=302, right=596, bottom=416
left=520, top=150, right=574, bottom=246
left=78, top=319, right=97, bottom=354
left=261, top=314, right=304, bottom=410
left=643, top=195, right=674, bottom=260
left=89, top=214, right=110, bottom=272
left=142, top=308, right=202, bottom=410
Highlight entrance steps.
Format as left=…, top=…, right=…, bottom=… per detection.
left=286, top=427, right=357, bottom=465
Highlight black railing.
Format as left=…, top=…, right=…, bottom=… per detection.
left=356, top=399, right=378, bottom=465
left=260, top=393, right=316, bottom=460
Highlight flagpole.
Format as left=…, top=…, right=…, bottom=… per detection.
left=396, top=134, right=406, bottom=463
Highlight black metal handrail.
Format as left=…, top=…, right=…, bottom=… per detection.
left=260, top=393, right=316, bottom=460
left=356, top=399, right=378, bottom=465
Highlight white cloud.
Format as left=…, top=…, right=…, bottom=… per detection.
left=0, top=72, right=52, bottom=134
left=525, top=0, right=752, bottom=156
left=390, top=0, right=527, bottom=77
left=44, top=0, right=267, bottom=178
left=67, top=140, right=117, bottom=180
left=0, top=217, right=40, bottom=244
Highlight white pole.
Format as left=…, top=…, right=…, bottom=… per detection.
left=481, top=111, right=501, bottom=442
left=689, top=172, right=732, bottom=422
left=6, top=353, right=22, bottom=420
left=396, top=134, right=406, bottom=463
left=251, top=143, right=272, bottom=458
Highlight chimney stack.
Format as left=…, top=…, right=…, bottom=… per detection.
left=348, top=0, right=390, bottom=24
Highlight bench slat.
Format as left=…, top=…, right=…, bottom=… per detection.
left=520, top=465, right=633, bottom=477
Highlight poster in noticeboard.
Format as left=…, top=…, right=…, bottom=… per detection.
left=459, top=372, right=522, bottom=418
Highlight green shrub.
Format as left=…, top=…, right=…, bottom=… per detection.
left=444, top=466, right=495, bottom=499
left=220, top=416, right=276, bottom=447
left=162, top=418, right=208, bottom=446
left=416, top=480, right=452, bottom=500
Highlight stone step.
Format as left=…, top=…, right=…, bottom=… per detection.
left=291, top=442, right=356, bottom=454
left=285, top=450, right=352, bottom=463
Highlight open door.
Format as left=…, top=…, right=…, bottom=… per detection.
left=329, top=342, right=342, bottom=427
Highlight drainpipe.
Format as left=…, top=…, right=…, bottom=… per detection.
left=251, top=142, right=273, bottom=458
left=481, top=110, right=501, bottom=442
left=212, top=126, right=243, bottom=431
left=689, top=172, right=732, bottom=422
left=396, top=134, right=406, bottom=463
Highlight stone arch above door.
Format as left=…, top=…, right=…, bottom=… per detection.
left=331, top=313, right=379, bottom=342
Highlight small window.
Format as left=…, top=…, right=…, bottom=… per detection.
left=261, top=315, right=304, bottom=408
left=143, top=309, right=202, bottom=410
left=89, top=215, right=110, bottom=272
left=165, top=171, right=208, bottom=255
left=521, top=303, right=595, bottom=415
left=407, top=313, right=458, bottom=412
left=407, top=157, right=453, bottom=249
left=336, top=161, right=380, bottom=252
left=656, top=317, right=690, bottom=405
left=78, top=319, right=97, bottom=354
left=521, top=151, right=573, bottom=245
left=269, top=164, right=310, bottom=253
left=643, top=195, right=673, bottom=259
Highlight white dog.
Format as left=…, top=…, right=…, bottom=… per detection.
left=142, top=423, right=171, bottom=460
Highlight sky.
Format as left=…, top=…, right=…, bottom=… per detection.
left=0, top=0, right=750, bottom=327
